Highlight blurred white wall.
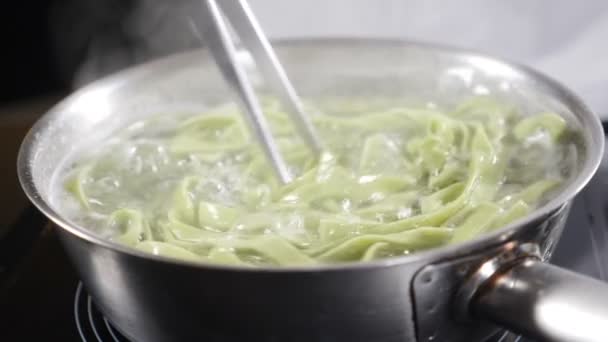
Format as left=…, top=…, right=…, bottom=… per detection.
left=249, top=0, right=608, bottom=116
left=58, top=0, right=608, bottom=116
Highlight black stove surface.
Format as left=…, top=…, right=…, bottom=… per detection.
left=74, top=283, right=129, bottom=342
left=2, top=138, right=608, bottom=342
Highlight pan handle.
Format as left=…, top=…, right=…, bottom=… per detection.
left=470, top=256, right=608, bottom=342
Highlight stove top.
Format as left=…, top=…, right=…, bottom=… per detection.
left=74, top=283, right=129, bottom=342
left=72, top=280, right=524, bottom=342
left=0, top=106, right=606, bottom=341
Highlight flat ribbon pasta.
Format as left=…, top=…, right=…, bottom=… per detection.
left=64, top=97, right=573, bottom=266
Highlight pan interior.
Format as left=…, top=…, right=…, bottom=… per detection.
left=20, top=40, right=603, bottom=269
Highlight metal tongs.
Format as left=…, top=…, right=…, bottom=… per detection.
left=198, top=0, right=322, bottom=184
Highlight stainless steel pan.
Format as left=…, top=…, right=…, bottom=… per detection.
left=18, top=39, right=607, bottom=342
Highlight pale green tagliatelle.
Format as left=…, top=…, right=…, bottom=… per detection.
left=61, top=97, right=574, bottom=267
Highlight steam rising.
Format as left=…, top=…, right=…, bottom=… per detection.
left=50, top=0, right=608, bottom=115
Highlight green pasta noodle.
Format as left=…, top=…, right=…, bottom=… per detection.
left=60, top=96, right=577, bottom=266
left=513, top=112, right=567, bottom=142
left=450, top=203, right=502, bottom=243
left=490, top=200, right=531, bottom=230
left=316, top=227, right=453, bottom=262
left=198, top=201, right=240, bottom=232
left=207, top=247, right=245, bottom=265
left=110, top=209, right=149, bottom=245
left=65, top=164, right=93, bottom=209
left=360, top=242, right=391, bottom=261
left=134, top=241, right=203, bottom=262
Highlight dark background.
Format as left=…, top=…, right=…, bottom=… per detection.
left=0, top=1, right=137, bottom=105
left=1, top=2, right=66, bottom=104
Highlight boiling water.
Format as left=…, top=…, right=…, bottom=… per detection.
left=51, top=97, right=579, bottom=266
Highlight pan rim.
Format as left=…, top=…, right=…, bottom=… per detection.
left=17, top=37, right=605, bottom=273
